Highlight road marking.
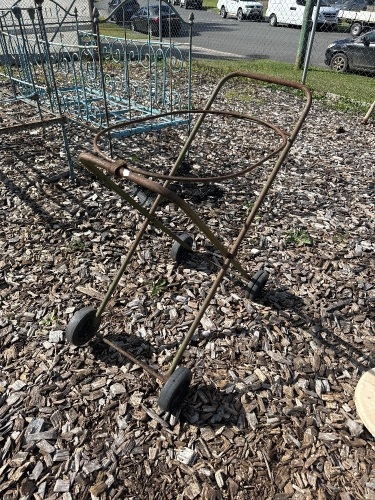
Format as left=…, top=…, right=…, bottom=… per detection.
left=179, top=43, right=246, bottom=59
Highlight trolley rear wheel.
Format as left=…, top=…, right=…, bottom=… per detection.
left=66, top=306, right=100, bottom=346
left=245, top=269, right=269, bottom=300
left=171, top=233, right=193, bottom=263
left=158, top=367, right=192, bottom=412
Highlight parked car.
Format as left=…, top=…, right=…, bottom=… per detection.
left=325, top=29, right=375, bottom=72
left=180, top=0, right=203, bottom=9
left=108, top=0, right=140, bottom=24
left=218, top=0, right=263, bottom=20
left=130, top=4, right=182, bottom=36
left=266, top=0, right=338, bottom=29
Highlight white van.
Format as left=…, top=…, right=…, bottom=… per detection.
left=217, top=0, right=264, bottom=20
left=266, top=0, right=338, bottom=30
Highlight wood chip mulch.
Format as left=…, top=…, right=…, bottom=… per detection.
left=0, top=75, right=374, bottom=500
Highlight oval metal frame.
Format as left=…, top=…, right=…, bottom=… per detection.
left=92, top=108, right=289, bottom=183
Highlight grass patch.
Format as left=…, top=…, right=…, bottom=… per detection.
left=192, top=58, right=375, bottom=109
left=203, top=0, right=219, bottom=8
left=97, top=21, right=150, bottom=40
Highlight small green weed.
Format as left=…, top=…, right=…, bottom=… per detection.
left=150, top=279, right=168, bottom=297
left=285, top=228, right=313, bottom=247
left=66, top=237, right=86, bottom=253
left=39, top=310, right=57, bottom=326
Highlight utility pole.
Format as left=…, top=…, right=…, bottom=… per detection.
left=88, top=0, right=96, bottom=34
left=295, top=0, right=315, bottom=69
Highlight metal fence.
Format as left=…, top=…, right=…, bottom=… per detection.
left=0, top=0, right=195, bottom=178
left=0, top=0, right=373, bottom=164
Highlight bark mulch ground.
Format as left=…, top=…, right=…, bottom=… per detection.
left=0, top=75, right=374, bottom=499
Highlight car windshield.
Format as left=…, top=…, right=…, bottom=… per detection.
left=149, top=5, right=173, bottom=14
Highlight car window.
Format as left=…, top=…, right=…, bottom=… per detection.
left=147, top=5, right=172, bottom=14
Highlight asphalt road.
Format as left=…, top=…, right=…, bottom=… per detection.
left=95, top=0, right=351, bottom=68
left=1, top=0, right=350, bottom=68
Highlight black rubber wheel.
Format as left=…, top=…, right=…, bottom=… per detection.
left=158, top=367, right=192, bottom=412
left=350, top=22, right=362, bottom=37
left=171, top=233, right=193, bottom=263
left=245, top=269, right=269, bottom=301
left=330, top=53, right=348, bottom=73
left=220, top=6, right=227, bottom=18
left=269, top=13, right=277, bottom=27
left=237, top=8, right=243, bottom=21
left=65, top=306, right=100, bottom=346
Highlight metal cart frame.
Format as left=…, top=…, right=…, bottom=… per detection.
left=66, top=71, right=312, bottom=412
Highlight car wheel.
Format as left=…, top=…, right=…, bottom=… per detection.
left=237, top=8, right=243, bottom=20
left=330, top=53, right=348, bottom=73
left=220, top=6, right=227, bottom=18
left=350, top=22, right=362, bottom=36
left=269, top=13, right=277, bottom=26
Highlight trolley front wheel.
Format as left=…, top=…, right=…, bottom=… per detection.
left=171, top=233, right=193, bottom=263
left=245, top=269, right=269, bottom=300
left=66, top=306, right=100, bottom=346
left=158, top=366, right=192, bottom=412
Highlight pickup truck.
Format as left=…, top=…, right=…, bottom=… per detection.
left=338, top=9, right=375, bottom=36
left=217, top=0, right=263, bottom=21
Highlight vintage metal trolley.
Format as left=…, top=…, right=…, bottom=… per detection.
left=65, top=71, right=312, bottom=412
